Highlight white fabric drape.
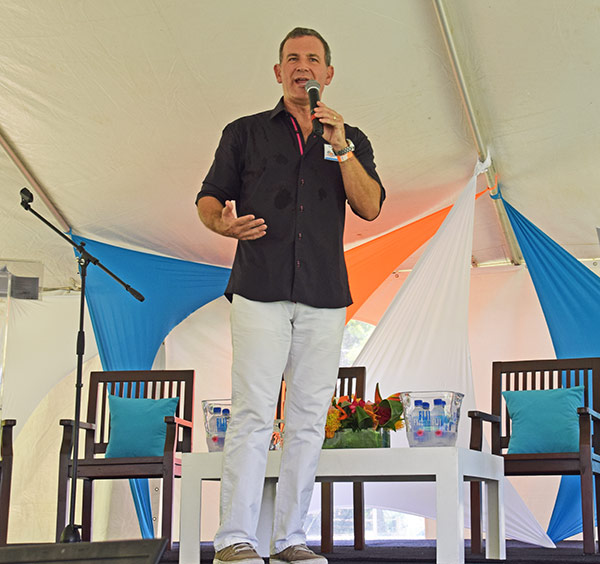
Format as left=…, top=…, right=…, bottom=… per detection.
left=2, top=294, right=97, bottom=437
left=352, top=165, right=554, bottom=548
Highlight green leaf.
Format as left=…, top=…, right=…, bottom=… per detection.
left=379, top=398, right=403, bottom=430
left=354, top=405, right=375, bottom=430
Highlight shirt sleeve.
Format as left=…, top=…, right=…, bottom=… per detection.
left=195, top=122, right=243, bottom=206
left=349, top=126, right=386, bottom=211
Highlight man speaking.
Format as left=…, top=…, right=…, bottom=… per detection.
left=196, top=27, right=385, bottom=564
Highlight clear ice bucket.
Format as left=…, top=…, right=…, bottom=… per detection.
left=201, top=400, right=284, bottom=452
left=202, top=399, right=231, bottom=452
left=400, top=391, right=464, bottom=447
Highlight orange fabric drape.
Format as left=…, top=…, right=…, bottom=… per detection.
left=344, top=188, right=491, bottom=322
left=344, top=207, right=450, bottom=322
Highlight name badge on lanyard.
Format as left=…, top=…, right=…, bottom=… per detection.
left=324, top=144, right=338, bottom=162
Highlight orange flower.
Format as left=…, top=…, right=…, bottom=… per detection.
left=335, top=403, right=348, bottom=420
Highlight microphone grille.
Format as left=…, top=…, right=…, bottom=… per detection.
left=305, top=80, right=320, bottom=92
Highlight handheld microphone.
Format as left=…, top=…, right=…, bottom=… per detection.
left=304, top=80, right=323, bottom=136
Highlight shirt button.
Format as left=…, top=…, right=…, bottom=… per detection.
left=299, top=205, right=304, bottom=212
left=296, top=260, right=301, bottom=269
left=300, top=178, right=305, bottom=186
left=298, top=232, right=302, bottom=240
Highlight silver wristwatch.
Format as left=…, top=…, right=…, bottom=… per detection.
left=333, top=139, right=355, bottom=156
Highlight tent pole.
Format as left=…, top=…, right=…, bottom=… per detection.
left=432, top=0, right=523, bottom=265
left=0, top=126, right=71, bottom=232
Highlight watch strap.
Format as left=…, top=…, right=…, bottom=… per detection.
left=333, top=139, right=355, bottom=156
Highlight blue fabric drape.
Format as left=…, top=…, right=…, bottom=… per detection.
left=72, top=234, right=230, bottom=537
left=501, top=196, right=600, bottom=542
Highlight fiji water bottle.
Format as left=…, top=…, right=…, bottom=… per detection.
left=418, top=401, right=431, bottom=443
left=217, top=408, right=230, bottom=433
left=419, top=402, right=431, bottom=428
left=208, top=407, right=221, bottom=434
left=411, top=399, right=423, bottom=443
left=431, top=398, right=446, bottom=440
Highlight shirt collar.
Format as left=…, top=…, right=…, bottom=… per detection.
left=269, top=97, right=287, bottom=120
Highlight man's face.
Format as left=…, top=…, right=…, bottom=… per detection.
left=274, top=35, right=333, bottom=106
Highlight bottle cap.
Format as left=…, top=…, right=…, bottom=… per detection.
left=213, top=407, right=222, bottom=414
left=434, top=398, right=444, bottom=405
left=422, top=402, right=430, bottom=409
left=222, top=408, right=230, bottom=415
left=414, top=400, right=423, bottom=406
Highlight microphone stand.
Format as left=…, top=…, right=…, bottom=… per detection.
left=19, top=188, right=144, bottom=542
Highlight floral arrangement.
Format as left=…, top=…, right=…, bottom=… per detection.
left=325, top=383, right=404, bottom=439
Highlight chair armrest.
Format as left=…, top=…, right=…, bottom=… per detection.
left=164, top=416, right=193, bottom=454
left=164, top=415, right=193, bottom=429
left=58, top=420, right=96, bottom=458
left=59, top=419, right=96, bottom=431
left=1, top=420, right=16, bottom=459
left=577, top=406, right=600, bottom=421
left=468, top=411, right=501, bottom=452
left=468, top=411, right=501, bottom=423
left=577, top=407, right=600, bottom=452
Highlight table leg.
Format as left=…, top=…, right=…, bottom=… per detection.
left=256, top=480, right=276, bottom=557
left=179, top=464, right=203, bottom=564
left=436, top=464, right=464, bottom=564
left=484, top=477, right=506, bottom=560
left=321, top=482, right=334, bottom=553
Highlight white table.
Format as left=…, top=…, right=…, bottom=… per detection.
left=179, top=447, right=505, bottom=564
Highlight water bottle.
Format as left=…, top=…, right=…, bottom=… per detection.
left=208, top=406, right=222, bottom=434
left=420, top=402, right=431, bottom=426
left=217, top=408, right=230, bottom=433
left=418, top=401, right=431, bottom=443
left=411, top=399, right=423, bottom=436
left=431, top=399, right=446, bottom=438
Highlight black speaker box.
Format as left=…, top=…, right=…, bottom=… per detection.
left=0, top=538, right=167, bottom=564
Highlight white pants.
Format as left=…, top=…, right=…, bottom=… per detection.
left=213, top=295, right=346, bottom=553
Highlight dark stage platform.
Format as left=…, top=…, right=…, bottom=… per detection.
left=168, top=540, right=600, bottom=564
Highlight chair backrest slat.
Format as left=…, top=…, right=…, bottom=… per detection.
left=99, top=382, right=108, bottom=445
left=336, top=367, right=366, bottom=399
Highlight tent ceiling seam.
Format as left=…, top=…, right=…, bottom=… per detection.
left=0, top=125, right=71, bottom=232
left=432, top=0, right=523, bottom=265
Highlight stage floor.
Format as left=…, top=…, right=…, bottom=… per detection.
left=160, top=540, right=600, bottom=564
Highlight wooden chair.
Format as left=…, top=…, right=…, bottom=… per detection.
left=320, top=366, right=367, bottom=553
left=0, top=419, right=16, bottom=546
left=56, top=370, right=194, bottom=552
left=469, top=358, right=600, bottom=555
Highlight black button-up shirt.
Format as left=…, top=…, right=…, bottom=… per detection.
left=197, top=98, right=385, bottom=308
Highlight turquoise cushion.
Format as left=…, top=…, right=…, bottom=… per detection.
left=105, top=394, right=179, bottom=458
left=502, top=386, right=585, bottom=454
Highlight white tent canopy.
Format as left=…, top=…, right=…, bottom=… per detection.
left=1, top=1, right=599, bottom=287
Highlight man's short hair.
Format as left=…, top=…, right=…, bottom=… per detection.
left=279, top=27, right=331, bottom=66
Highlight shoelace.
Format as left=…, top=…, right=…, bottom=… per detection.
left=233, top=543, right=255, bottom=554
